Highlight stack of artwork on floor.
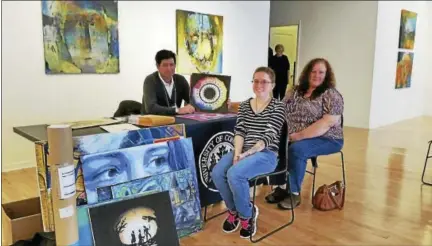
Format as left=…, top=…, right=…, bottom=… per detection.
left=35, top=124, right=204, bottom=245
left=395, top=9, right=417, bottom=89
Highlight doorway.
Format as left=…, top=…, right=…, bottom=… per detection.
left=269, top=25, right=300, bottom=89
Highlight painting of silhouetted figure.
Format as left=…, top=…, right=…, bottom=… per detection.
left=89, top=191, right=179, bottom=246
left=131, top=231, right=136, bottom=245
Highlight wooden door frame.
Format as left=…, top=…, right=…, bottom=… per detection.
left=269, top=21, right=301, bottom=86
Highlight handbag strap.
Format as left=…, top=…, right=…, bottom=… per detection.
left=328, top=181, right=345, bottom=210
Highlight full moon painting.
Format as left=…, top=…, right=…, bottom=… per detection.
left=115, top=207, right=158, bottom=245
left=89, top=191, right=179, bottom=246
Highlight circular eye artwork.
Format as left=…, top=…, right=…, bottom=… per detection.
left=191, top=75, right=229, bottom=112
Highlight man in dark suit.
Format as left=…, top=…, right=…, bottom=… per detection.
left=141, top=50, right=195, bottom=115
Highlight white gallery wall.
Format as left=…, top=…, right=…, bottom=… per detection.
left=424, top=3, right=432, bottom=116
left=270, top=1, right=379, bottom=129
left=271, top=1, right=432, bottom=129
left=369, top=1, right=430, bottom=128
left=2, top=1, right=271, bottom=171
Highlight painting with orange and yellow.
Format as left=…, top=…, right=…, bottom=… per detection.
left=42, top=1, right=119, bottom=74
left=176, top=10, right=223, bottom=75
left=398, top=9, right=417, bottom=50
left=395, top=52, right=413, bottom=89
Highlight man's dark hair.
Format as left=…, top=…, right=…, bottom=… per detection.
left=155, top=50, right=176, bottom=65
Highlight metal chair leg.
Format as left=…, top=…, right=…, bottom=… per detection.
left=311, top=167, right=317, bottom=199
left=421, top=141, right=432, bottom=186
left=341, top=151, right=346, bottom=188
left=249, top=173, right=295, bottom=243
left=203, top=203, right=227, bottom=222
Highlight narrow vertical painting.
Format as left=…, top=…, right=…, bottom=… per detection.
left=395, top=52, right=414, bottom=89
left=190, top=73, right=231, bottom=113
left=176, top=9, right=223, bottom=75
left=41, top=1, right=120, bottom=74
left=398, top=9, right=417, bottom=50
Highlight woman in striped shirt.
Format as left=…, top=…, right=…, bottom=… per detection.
left=211, top=67, right=286, bottom=239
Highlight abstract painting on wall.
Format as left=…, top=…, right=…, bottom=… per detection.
left=41, top=1, right=119, bottom=74
left=398, top=9, right=417, bottom=50
left=89, top=191, right=180, bottom=246
left=395, top=52, right=414, bottom=89
left=176, top=9, right=223, bottom=75
left=190, top=73, right=231, bottom=113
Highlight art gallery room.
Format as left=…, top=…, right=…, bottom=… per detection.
left=1, top=0, right=432, bottom=245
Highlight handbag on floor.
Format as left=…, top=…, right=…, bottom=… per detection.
left=312, top=181, right=345, bottom=211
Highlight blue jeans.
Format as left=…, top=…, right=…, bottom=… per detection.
left=288, top=137, right=344, bottom=193
left=211, top=150, right=277, bottom=219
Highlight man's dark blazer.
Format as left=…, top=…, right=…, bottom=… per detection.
left=141, top=71, right=190, bottom=115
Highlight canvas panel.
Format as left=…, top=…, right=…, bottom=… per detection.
left=176, top=9, right=223, bottom=75
left=102, top=169, right=203, bottom=238
left=35, top=124, right=185, bottom=231
left=189, top=73, right=231, bottom=113
left=89, top=191, right=179, bottom=246
left=42, top=0, right=120, bottom=74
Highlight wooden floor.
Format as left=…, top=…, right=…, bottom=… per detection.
left=2, top=116, right=432, bottom=245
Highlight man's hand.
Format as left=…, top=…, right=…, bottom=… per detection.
left=177, top=104, right=195, bottom=114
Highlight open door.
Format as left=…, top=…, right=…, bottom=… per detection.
left=269, top=25, right=300, bottom=88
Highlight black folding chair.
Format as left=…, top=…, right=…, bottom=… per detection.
left=421, top=140, right=432, bottom=186
left=306, top=152, right=346, bottom=204
left=203, top=123, right=295, bottom=243
left=306, top=115, right=346, bottom=203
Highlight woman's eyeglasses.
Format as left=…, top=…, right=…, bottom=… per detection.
left=251, top=80, right=273, bottom=85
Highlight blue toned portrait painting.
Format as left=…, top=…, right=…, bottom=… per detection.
left=70, top=124, right=185, bottom=205
left=81, top=138, right=197, bottom=205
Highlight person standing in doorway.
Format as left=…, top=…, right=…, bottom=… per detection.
left=270, top=44, right=290, bottom=100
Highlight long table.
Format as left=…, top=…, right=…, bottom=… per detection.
left=13, top=116, right=237, bottom=207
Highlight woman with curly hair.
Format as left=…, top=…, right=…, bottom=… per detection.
left=265, top=58, right=344, bottom=210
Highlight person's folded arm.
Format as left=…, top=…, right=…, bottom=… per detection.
left=143, top=77, right=176, bottom=115
left=297, top=114, right=340, bottom=139
left=297, top=88, right=344, bottom=140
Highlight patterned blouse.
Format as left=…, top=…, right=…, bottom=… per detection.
left=285, top=88, right=344, bottom=140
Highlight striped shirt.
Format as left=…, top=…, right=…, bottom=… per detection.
left=234, top=98, right=286, bottom=153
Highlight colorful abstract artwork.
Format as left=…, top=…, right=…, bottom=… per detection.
left=35, top=124, right=186, bottom=232
left=89, top=191, right=180, bottom=246
left=102, top=168, right=203, bottom=238
left=190, top=73, right=231, bottom=113
left=395, top=52, right=414, bottom=89
left=398, top=9, right=417, bottom=50
left=177, top=112, right=236, bottom=122
left=41, top=1, right=119, bottom=74
left=176, top=9, right=223, bottom=74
